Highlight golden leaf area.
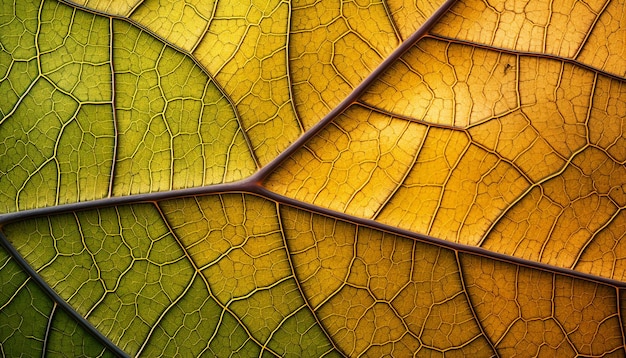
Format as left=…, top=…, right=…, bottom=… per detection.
left=1, top=0, right=626, bottom=356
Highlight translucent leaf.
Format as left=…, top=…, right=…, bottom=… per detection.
left=1, top=0, right=625, bottom=356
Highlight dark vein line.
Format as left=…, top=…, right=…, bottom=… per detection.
left=618, top=289, right=626, bottom=349
left=574, top=207, right=623, bottom=273
left=252, top=0, right=461, bottom=182
left=285, top=1, right=305, bottom=135
left=572, top=0, right=612, bottom=60
left=251, top=186, right=626, bottom=289
left=427, top=33, right=626, bottom=82
left=3, top=178, right=626, bottom=290
left=355, top=101, right=467, bottom=131
left=275, top=204, right=346, bottom=357
left=455, top=252, right=499, bottom=357
left=0, top=178, right=259, bottom=226
left=108, top=17, right=118, bottom=198
left=42, top=302, right=57, bottom=358
left=0, top=233, right=129, bottom=358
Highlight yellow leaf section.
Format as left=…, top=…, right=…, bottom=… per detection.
left=484, top=147, right=626, bottom=280
left=159, top=194, right=291, bottom=305
left=375, top=48, right=624, bottom=265
left=431, top=0, right=626, bottom=78
left=159, top=194, right=326, bottom=351
left=192, top=0, right=298, bottom=165
left=362, top=38, right=518, bottom=127
left=159, top=194, right=341, bottom=356
left=130, top=0, right=215, bottom=51
left=432, top=0, right=605, bottom=57
left=269, top=45, right=626, bottom=281
left=2, top=205, right=196, bottom=356
left=278, top=206, right=356, bottom=310
left=576, top=210, right=626, bottom=282
left=577, top=0, right=626, bottom=77
left=376, top=60, right=625, bottom=280
left=386, top=0, right=446, bottom=39
left=461, top=254, right=625, bottom=356
left=290, top=0, right=399, bottom=128
left=281, top=206, right=495, bottom=356
left=69, top=0, right=140, bottom=16
left=268, top=37, right=625, bottom=256
left=469, top=111, right=566, bottom=183
left=266, top=105, right=426, bottom=218
left=112, top=21, right=255, bottom=196
left=376, top=127, right=472, bottom=234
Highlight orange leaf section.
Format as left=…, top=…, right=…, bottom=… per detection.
left=265, top=36, right=626, bottom=281
left=577, top=0, right=626, bottom=77
left=282, top=205, right=493, bottom=356
left=266, top=105, right=426, bottom=218
left=281, top=203, right=626, bottom=356
left=431, top=0, right=626, bottom=77
left=362, top=38, right=519, bottom=128
left=484, top=147, right=626, bottom=277
left=461, top=254, right=625, bottom=356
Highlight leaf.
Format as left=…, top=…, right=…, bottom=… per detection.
left=1, top=0, right=625, bottom=356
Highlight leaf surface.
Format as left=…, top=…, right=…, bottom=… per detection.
left=1, top=0, right=626, bottom=356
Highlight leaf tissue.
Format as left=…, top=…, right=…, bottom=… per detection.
left=1, top=0, right=626, bottom=356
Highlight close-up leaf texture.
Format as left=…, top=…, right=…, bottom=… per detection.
left=1, top=0, right=625, bottom=356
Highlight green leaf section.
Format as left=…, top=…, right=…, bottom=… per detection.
left=47, top=308, right=114, bottom=357
left=39, top=0, right=112, bottom=102
left=2, top=195, right=339, bottom=357
left=4, top=204, right=196, bottom=354
left=112, top=21, right=256, bottom=196
left=0, top=0, right=257, bottom=214
left=1, top=0, right=115, bottom=213
left=0, top=0, right=39, bottom=117
left=0, top=245, right=114, bottom=357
